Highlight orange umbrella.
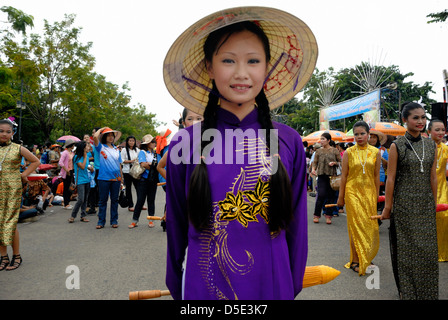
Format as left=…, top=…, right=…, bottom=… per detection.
left=372, top=122, right=406, bottom=136
left=302, top=130, right=346, bottom=144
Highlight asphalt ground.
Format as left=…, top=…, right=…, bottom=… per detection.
left=1, top=188, right=447, bottom=305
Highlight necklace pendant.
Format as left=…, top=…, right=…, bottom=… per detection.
left=420, top=163, right=424, bottom=173
left=362, top=167, right=365, bottom=174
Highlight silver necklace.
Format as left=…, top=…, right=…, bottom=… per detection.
left=356, top=145, right=367, bottom=174
left=404, top=135, right=425, bottom=173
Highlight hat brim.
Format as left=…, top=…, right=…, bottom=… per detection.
left=100, top=130, right=122, bottom=144
left=141, top=134, right=155, bottom=145
left=370, top=129, right=387, bottom=145
left=163, top=6, right=318, bottom=115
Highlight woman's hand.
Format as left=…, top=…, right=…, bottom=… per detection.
left=337, top=196, right=344, bottom=208
left=380, top=207, right=391, bottom=220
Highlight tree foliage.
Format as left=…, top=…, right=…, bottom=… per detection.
left=427, top=9, right=448, bottom=24
left=1, top=10, right=162, bottom=146
left=280, top=64, right=436, bottom=136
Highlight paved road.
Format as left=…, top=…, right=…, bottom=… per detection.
left=1, top=190, right=447, bottom=301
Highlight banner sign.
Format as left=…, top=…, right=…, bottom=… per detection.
left=320, top=89, right=381, bottom=122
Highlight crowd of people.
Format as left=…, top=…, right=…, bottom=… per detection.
left=0, top=108, right=203, bottom=271
left=304, top=103, right=448, bottom=299
left=1, top=6, right=445, bottom=301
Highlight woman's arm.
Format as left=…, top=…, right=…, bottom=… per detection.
left=381, top=143, right=398, bottom=220
left=157, top=152, right=168, bottom=180
left=77, top=154, right=88, bottom=170
left=337, top=151, right=349, bottom=207
left=374, top=149, right=381, bottom=199
left=20, top=146, right=39, bottom=183
left=311, top=150, right=319, bottom=176
left=430, top=145, right=438, bottom=202
left=93, top=127, right=107, bottom=147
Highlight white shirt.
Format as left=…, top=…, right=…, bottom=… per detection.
left=121, top=147, right=139, bottom=173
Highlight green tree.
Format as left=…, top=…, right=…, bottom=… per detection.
left=1, top=6, right=34, bottom=35
left=1, top=12, right=161, bottom=145
left=280, top=64, right=436, bottom=135
left=427, top=9, right=448, bottom=24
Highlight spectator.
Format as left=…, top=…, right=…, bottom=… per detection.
left=58, top=139, right=76, bottom=210
left=121, top=136, right=139, bottom=212
left=68, top=141, right=93, bottom=223
left=93, top=127, right=123, bottom=229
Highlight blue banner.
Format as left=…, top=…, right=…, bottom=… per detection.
left=320, top=89, right=381, bottom=122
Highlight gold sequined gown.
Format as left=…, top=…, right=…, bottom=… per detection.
left=0, top=142, right=22, bottom=246
left=436, top=142, right=448, bottom=262
left=343, top=144, right=380, bottom=275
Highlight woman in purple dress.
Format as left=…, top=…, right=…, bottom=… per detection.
left=163, top=7, right=318, bottom=300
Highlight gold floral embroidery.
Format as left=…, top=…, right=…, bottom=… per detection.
left=218, top=191, right=258, bottom=227
left=243, top=177, right=270, bottom=224
left=218, top=177, right=270, bottom=227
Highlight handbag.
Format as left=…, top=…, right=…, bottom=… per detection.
left=118, top=188, right=129, bottom=208
left=330, top=164, right=342, bottom=191
left=129, top=159, right=145, bottom=179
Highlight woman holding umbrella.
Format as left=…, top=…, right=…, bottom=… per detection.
left=428, top=119, right=448, bottom=262
left=337, top=121, right=381, bottom=275
left=379, top=102, right=438, bottom=300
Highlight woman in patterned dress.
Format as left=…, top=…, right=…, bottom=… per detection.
left=428, top=119, right=448, bottom=262
left=0, top=118, right=40, bottom=271
left=380, top=102, right=439, bottom=299
left=337, top=121, right=381, bottom=275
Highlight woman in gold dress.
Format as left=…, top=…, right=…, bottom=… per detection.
left=0, top=118, right=39, bottom=271
left=428, top=119, right=448, bottom=262
left=337, top=121, right=381, bottom=275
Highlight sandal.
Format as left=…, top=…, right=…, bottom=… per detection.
left=80, top=217, right=90, bottom=222
left=325, top=215, right=332, bottom=224
left=349, top=262, right=359, bottom=273
left=0, top=255, right=9, bottom=271
left=6, top=254, right=22, bottom=271
left=313, top=216, right=320, bottom=223
left=111, top=224, right=118, bottom=228
left=128, top=222, right=138, bottom=229
left=96, top=225, right=104, bottom=229
left=148, top=221, right=155, bottom=228
left=68, top=217, right=75, bottom=223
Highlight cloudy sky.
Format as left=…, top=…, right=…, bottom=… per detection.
left=4, top=0, right=448, bottom=133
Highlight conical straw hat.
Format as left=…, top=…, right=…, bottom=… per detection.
left=163, top=6, right=318, bottom=115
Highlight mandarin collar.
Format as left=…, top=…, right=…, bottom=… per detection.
left=405, top=131, right=422, bottom=142
left=0, top=140, right=12, bottom=147
left=216, top=106, right=259, bottom=128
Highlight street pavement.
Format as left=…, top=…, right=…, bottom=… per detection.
left=0, top=189, right=447, bottom=301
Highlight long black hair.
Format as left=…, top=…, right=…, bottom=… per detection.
left=187, top=21, right=293, bottom=232
left=73, top=141, right=87, bottom=162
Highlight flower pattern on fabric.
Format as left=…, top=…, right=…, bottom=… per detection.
left=243, top=177, right=270, bottom=224
left=218, top=177, right=270, bottom=227
left=218, top=191, right=257, bottom=227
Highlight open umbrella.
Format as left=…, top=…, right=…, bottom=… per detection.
left=302, top=130, right=346, bottom=144
left=372, top=122, right=406, bottom=136
left=56, top=135, right=81, bottom=143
